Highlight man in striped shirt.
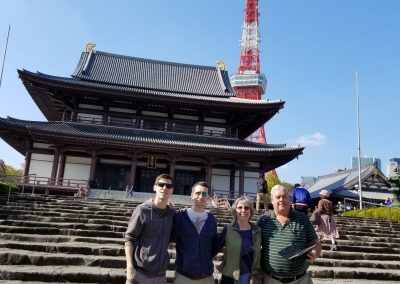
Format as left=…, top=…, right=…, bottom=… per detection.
left=257, top=184, right=321, bottom=284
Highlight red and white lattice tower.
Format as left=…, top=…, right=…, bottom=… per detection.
left=231, top=0, right=277, bottom=176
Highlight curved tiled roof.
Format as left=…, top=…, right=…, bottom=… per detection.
left=307, top=164, right=392, bottom=201
left=18, top=70, right=284, bottom=109
left=0, top=117, right=303, bottom=157
left=71, top=51, right=235, bottom=97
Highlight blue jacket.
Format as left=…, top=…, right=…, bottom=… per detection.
left=291, top=187, right=311, bottom=207
left=172, top=208, right=218, bottom=279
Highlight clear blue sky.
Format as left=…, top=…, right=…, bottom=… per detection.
left=0, top=0, right=398, bottom=184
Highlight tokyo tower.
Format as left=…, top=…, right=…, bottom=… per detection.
left=230, top=0, right=277, bottom=176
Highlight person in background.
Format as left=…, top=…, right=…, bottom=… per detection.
left=258, top=184, right=321, bottom=284
left=124, top=174, right=175, bottom=284
left=256, top=172, right=270, bottom=212
left=216, top=196, right=262, bottom=284
left=172, top=181, right=218, bottom=284
left=125, top=184, right=134, bottom=198
left=385, top=198, right=392, bottom=206
left=291, top=183, right=311, bottom=215
left=315, top=189, right=339, bottom=251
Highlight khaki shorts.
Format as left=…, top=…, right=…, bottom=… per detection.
left=126, top=269, right=166, bottom=284
left=174, top=272, right=214, bottom=284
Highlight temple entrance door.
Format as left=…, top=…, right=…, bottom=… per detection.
left=96, top=164, right=130, bottom=191
left=174, top=170, right=204, bottom=195
left=136, top=168, right=161, bottom=193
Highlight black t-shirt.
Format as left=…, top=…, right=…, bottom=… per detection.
left=257, top=178, right=267, bottom=193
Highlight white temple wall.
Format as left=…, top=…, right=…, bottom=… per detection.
left=211, top=169, right=258, bottom=195
left=29, top=153, right=53, bottom=177
left=63, top=156, right=91, bottom=181
left=211, top=169, right=230, bottom=191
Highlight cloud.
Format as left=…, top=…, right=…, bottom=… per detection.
left=292, top=132, right=326, bottom=147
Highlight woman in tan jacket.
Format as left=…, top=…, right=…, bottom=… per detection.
left=315, top=190, right=339, bottom=251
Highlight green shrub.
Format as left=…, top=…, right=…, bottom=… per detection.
left=341, top=206, right=400, bottom=223
left=0, top=181, right=19, bottom=194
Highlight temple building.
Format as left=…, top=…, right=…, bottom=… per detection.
left=0, top=48, right=303, bottom=195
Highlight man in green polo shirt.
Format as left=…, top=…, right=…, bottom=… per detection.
left=257, top=184, right=321, bottom=284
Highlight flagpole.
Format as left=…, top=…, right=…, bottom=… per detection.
left=356, top=72, right=363, bottom=209
left=0, top=25, right=11, bottom=90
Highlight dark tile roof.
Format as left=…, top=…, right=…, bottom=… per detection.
left=0, top=117, right=303, bottom=156
left=19, top=69, right=284, bottom=109
left=71, top=51, right=235, bottom=97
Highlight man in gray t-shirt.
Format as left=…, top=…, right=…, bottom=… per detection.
left=124, top=174, right=175, bottom=284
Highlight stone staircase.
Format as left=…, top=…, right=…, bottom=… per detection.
left=0, top=193, right=399, bottom=283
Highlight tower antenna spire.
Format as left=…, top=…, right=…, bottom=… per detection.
left=231, top=0, right=277, bottom=176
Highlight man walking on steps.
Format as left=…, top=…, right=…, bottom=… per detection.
left=172, top=181, right=218, bottom=284
left=291, top=183, right=311, bottom=215
left=124, top=174, right=175, bottom=284
left=256, top=172, right=270, bottom=212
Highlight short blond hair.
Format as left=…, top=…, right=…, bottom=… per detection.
left=231, top=196, right=255, bottom=220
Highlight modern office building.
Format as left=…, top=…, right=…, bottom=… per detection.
left=387, top=158, right=400, bottom=178
left=351, top=157, right=381, bottom=170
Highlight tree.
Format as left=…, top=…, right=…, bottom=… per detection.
left=5, top=164, right=23, bottom=176
left=388, top=168, right=400, bottom=204
left=267, top=174, right=281, bottom=195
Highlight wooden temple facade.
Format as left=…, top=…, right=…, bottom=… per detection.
left=0, top=49, right=303, bottom=195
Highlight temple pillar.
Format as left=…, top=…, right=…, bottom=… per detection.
left=102, top=102, right=109, bottom=124
left=206, top=160, right=212, bottom=187
left=23, top=151, right=31, bottom=179
left=169, top=156, right=176, bottom=180
left=57, top=152, right=66, bottom=185
left=48, top=148, right=60, bottom=193
left=239, top=167, right=245, bottom=196
left=89, top=150, right=97, bottom=182
left=229, top=169, right=236, bottom=198
left=128, top=155, right=137, bottom=188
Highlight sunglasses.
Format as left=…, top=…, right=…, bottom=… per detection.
left=237, top=206, right=250, bottom=211
left=193, top=191, right=209, bottom=198
left=156, top=182, right=173, bottom=189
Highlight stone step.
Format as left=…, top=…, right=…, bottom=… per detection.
left=0, top=233, right=123, bottom=245
left=320, top=243, right=400, bottom=254
left=326, top=239, right=400, bottom=249
left=0, top=225, right=123, bottom=238
left=312, top=279, right=400, bottom=283
left=0, top=220, right=127, bottom=233
left=319, top=250, right=400, bottom=261
left=0, top=214, right=128, bottom=227
left=308, top=266, right=400, bottom=281
left=341, top=234, right=400, bottom=244
left=0, top=241, right=124, bottom=257
left=0, top=249, right=125, bottom=267
left=312, top=258, right=400, bottom=270
left=0, top=265, right=127, bottom=283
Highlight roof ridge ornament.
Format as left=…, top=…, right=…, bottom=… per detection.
left=86, top=43, right=96, bottom=53
left=82, top=43, right=96, bottom=75
left=216, top=60, right=225, bottom=71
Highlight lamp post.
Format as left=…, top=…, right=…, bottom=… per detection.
left=355, top=72, right=363, bottom=209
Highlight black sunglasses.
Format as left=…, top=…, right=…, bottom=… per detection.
left=193, top=191, right=209, bottom=198
left=156, top=182, right=173, bottom=189
left=237, top=206, right=250, bottom=211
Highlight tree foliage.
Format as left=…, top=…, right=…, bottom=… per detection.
left=5, top=165, right=23, bottom=176
left=388, top=168, right=400, bottom=203
left=267, top=174, right=281, bottom=195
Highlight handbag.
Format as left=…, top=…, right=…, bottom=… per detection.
left=310, top=210, right=321, bottom=225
